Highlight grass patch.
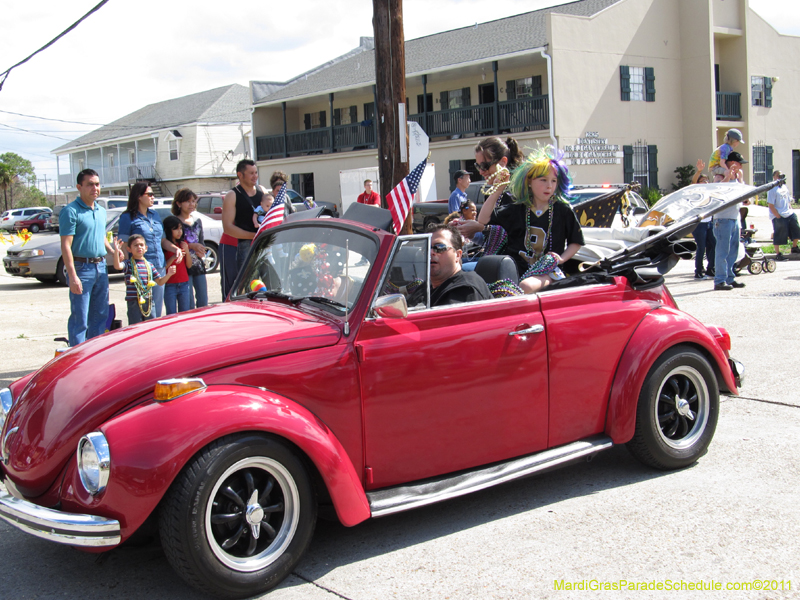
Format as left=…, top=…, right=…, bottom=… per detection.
left=759, top=243, right=797, bottom=255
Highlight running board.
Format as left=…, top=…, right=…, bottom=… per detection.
left=367, top=436, right=613, bottom=517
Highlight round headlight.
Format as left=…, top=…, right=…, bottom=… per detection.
left=0, top=388, right=13, bottom=431
left=77, top=432, right=111, bottom=495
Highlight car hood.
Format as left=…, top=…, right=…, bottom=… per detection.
left=3, top=301, right=342, bottom=497
left=6, top=234, right=61, bottom=253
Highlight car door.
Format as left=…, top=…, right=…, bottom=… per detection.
left=356, top=235, right=549, bottom=489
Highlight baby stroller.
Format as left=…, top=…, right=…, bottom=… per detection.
left=734, top=225, right=775, bottom=275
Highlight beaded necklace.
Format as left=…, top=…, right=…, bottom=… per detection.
left=480, top=166, right=511, bottom=196
left=526, top=201, right=554, bottom=258
left=129, top=258, right=156, bottom=317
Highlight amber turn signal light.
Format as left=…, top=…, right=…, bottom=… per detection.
left=154, top=378, right=207, bottom=402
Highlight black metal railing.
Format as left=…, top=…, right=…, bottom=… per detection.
left=716, top=92, right=741, bottom=120
left=255, top=95, right=549, bottom=160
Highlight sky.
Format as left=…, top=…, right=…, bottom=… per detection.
left=1, top=0, right=798, bottom=195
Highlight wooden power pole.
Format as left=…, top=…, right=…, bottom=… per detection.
left=372, top=0, right=410, bottom=231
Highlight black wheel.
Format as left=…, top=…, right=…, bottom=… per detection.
left=732, top=262, right=742, bottom=276
left=30, top=224, right=40, bottom=233
left=56, top=258, right=68, bottom=286
left=627, top=346, right=719, bottom=470
left=764, top=259, right=776, bottom=273
left=748, top=261, right=762, bottom=275
left=204, top=242, right=219, bottom=273
left=159, top=434, right=316, bottom=599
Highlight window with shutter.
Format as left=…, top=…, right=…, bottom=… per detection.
left=364, top=102, right=375, bottom=121
left=350, top=106, right=358, bottom=124
left=647, top=145, right=658, bottom=190
left=506, top=80, right=516, bottom=100
left=623, top=146, right=633, bottom=182
left=764, top=77, right=773, bottom=108
left=620, top=66, right=631, bottom=101
left=645, top=67, right=656, bottom=102
left=532, top=75, right=542, bottom=96
left=333, top=108, right=342, bottom=127
left=462, top=87, right=471, bottom=107
left=440, top=91, right=449, bottom=110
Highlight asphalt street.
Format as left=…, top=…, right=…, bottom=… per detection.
left=1, top=208, right=798, bottom=600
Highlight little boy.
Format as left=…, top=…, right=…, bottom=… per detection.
left=253, top=193, right=275, bottom=228
left=113, top=234, right=176, bottom=325
left=709, top=128, right=744, bottom=182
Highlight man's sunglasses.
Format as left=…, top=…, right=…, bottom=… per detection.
left=431, top=243, right=454, bottom=254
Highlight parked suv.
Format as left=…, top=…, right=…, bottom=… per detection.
left=0, top=207, right=53, bottom=231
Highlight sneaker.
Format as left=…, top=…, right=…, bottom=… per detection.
left=775, top=252, right=788, bottom=261
left=694, top=272, right=706, bottom=280
left=792, top=247, right=800, bottom=254
left=714, top=283, right=733, bottom=291
left=707, top=267, right=715, bottom=276
left=730, top=280, right=746, bottom=288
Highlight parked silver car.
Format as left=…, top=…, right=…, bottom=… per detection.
left=0, top=207, right=53, bottom=232
left=3, top=208, right=222, bottom=285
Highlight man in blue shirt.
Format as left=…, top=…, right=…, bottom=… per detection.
left=448, top=170, right=471, bottom=213
left=60, top=169, right=117, bottom=345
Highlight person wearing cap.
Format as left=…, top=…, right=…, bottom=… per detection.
left=713, top=151, right=750, bottom=291
left=449, top=169, right=471, bottom=213
left=709, top=129, right=744, bottom=182
left=767, top=170, right=800, bottom=260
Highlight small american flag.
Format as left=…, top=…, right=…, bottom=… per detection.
left=386, top=158, right=427, bottom=234
left=257, top=183, right=287, bottom=234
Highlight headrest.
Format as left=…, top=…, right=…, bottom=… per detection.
left=342, top=202, right=394, bottom=232
left=474, top=255, right=519, bottom=285
left=284, top=205, right=337, bottom=222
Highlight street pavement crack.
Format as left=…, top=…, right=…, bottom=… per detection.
left=292, top=571, right=354, bottom=600
left=731, top=395, right=800, bottom=409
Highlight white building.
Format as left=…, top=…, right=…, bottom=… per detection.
left=250, top=0, right=800, bottom=208
left=53, top=84, right=252, bottom=200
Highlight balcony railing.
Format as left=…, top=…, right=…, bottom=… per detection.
left=256, top=95, right=550, bottom=161
left=716, top=92, right=741, bottom=120
left=127, top=163, right=157, bottom=181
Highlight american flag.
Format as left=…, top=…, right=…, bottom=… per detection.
left=386, top=158, right=427, bottom=234
left=257, top=182, right=287, bottom=234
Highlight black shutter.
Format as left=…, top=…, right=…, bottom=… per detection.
left=449, top=160, right=462, bottom=193
left=506, top=80, right=516, bottom=100
left=440, top=91, right=449, bottom=109
left=620, top=65, right=631, bottom=101
left=351, top=106, right=358, bottom=124
left=764, top=77, right=773, bottom=108
left=333, top=108, right=341, bottom=127
left=648, top=145, right=659, bottom=190
left=290, top=174, right=300, bottom=194
left=532, top=75, right=542, bottom=96
left=417, top=94, right=425, bottom=114
left=319, top=111, right=326, bottom=128
left=364, top=102, right=375, bottom=121
left=766, top=145, right=774, bottom=178
left=645, top=67, right=656, bottom=102
left=623, top=145, right=634, bottom=183
left=462, top=87, right=471, bottom=107
left=303, top=113, right=311, bottom=130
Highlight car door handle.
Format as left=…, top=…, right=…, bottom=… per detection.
left=509, top=325, right=544, bottom=336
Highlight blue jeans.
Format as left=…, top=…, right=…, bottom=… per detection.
left=693, top=222, right=716, bottom=275
left=236, top=239, right=252, bottom=272
left=714, top=218, right=739, bottom=285
left=219, top=243, right=238, bottom=300
left=127, top=299, right=155, bottom=325
left=164, top=281, right=191, bottom=314
left=67, top=262, right=109, bottom=346
left=151, top=283, right=164, bottom=318
left=188, top=273, right=208, bottom=308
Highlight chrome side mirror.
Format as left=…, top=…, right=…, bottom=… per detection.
left=373, top=294, right=408, bottom=319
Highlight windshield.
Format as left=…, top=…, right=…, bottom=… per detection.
left=233, top=224, right=379, bottom=313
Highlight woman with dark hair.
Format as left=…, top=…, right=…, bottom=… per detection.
left=118, top=182, right=182, bottom=317
left=172, top=188, right=208, bottom=308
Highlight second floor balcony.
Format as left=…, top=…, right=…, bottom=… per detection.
left=57, top=162, right=156, bottom=190
left=256, top=95, right=549, bottom=161
left=716, top=91, right=741, bottom=120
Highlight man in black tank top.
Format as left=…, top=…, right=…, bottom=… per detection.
left=222, top=159, right=270, bottom=278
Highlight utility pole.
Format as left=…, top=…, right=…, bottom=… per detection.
left=372, top=0, right=411, bottom=232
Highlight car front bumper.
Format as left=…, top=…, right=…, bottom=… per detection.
left=2, top=255, right=57, bottom=278
left=730, top=357, right=745, bottom=389
left=0, top=486, right=121, bottom=548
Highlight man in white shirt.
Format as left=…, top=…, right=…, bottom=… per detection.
left=767, top=170, right=799, bottom=260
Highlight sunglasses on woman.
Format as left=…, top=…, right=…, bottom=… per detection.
left=475, top=161, right=496, bottom=173
left=143, top=192, right=155, bottom=197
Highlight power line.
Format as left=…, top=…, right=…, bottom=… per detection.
left=0, top=0, right=110, bottom=92
left=0, top=122, right=74, bottom=141
left=0, top=108, right=108, bottom=127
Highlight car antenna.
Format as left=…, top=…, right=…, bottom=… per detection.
left=343, top=239, right=350, bottom=336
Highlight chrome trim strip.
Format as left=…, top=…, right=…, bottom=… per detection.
left=0, top=490, right=121, bottom=547
left=368, top=436, right=613, bottom=517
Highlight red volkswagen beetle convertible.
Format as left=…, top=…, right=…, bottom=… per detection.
left=0, top=205, right=742, bottom=598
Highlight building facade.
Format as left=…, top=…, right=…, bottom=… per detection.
left=53, top=85, right=252, bottom=201
left=250, top=0, right=800, bottom=209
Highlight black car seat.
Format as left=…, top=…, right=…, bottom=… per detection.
left=474, top=255, right=519, bottom=285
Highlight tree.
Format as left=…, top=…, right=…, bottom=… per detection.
left=672, top=164, right=696, bottom=191
left=0, top=152, right=37, bottom=211
left=0, top=163, right=12, bottom=212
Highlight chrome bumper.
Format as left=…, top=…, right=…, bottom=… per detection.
left=730, top=357, right=745, bottom=389
left=0, top=488, right=121, bottom=548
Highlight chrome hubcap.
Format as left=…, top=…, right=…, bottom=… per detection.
left=655, top=365, right=709, bottom=450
